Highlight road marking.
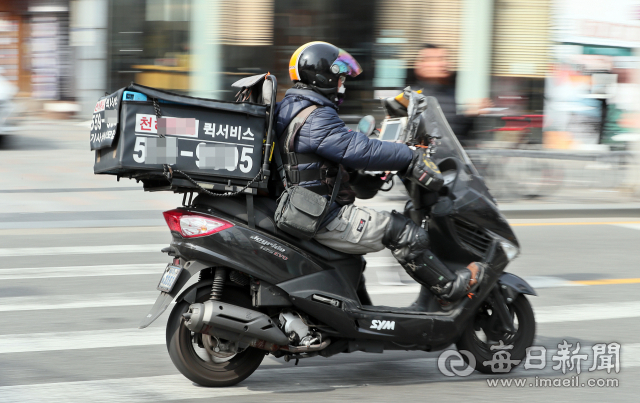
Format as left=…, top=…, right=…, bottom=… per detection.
left=0, top=328, right=165, bottom=354
left=521, top=276, right=579, bottom=288
left=0, top=275, right=581, bottom=311
left=0, top=292, right=161, bottom=312
left=0, top=374, right=268, bottom=403
left=614, top=223, right=640, bottom=231
left=0, top=350, right=638, bottom=403
left=368, top=285, right=420, bottom=295
left=511, top=221, right=640, bottom=227
left=0, top=358, right=435, bottom=403
left=3, top=301, right=640, bottom=354
left=572, top=278, right=640, bottom=286
left=0, top=264, right=165, bottom=280
left=0, top=226, right=166, bottom=236
left=375, top=268, right=405, bottom=286
left=0, top=244, right=166, bottom=257
left=536, top=301, right=640, bottom=323
left=366, top=256, right=399, bottom=268
left=0, top=220, right=166, bottom=230
left=0, top=187, right=140, bottom=194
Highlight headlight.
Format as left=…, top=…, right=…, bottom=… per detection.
left=500, top=240, right=520, bottom=260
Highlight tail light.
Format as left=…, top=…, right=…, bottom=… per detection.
left=162, top=209, right=234, bottom=238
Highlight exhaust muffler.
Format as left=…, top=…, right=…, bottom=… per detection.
left=183, top=301, right=289, bottom=346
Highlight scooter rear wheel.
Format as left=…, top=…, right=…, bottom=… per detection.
left=456, top=294, right=535, bottom=374
left=166, top=285, right=266, bottom=387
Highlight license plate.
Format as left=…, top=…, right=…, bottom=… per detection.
left=157, top=265, right=183, bottom=293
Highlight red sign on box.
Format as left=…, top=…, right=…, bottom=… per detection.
left=135, top=114, right=158, bottom=134
left=158, top=117, right=198, bottom=137
left=134, top=114, right=199, bottom=137
left=94, top=99, right=106, bottom=113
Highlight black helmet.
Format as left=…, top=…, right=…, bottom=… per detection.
left=289, top=41, right=362, bottom=102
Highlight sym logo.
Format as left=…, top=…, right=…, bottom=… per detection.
left=370, top=320, right=395, bottom=331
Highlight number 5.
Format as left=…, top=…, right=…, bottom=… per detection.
left=133, top=137, right=146, bottom=163
left=239, top=147, right=253, bottom=173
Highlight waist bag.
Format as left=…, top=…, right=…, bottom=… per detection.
left=273, top=106, right=343, bottom=240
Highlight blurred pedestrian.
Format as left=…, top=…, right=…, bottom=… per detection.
left=409, top=44, right=491, bottom=145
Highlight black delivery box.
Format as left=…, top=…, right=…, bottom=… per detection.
left=91, top=83, right=268, bottom=193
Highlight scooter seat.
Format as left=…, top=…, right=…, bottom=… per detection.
left=193, top=194, right=357, bottom=262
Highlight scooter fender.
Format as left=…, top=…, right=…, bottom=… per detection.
left=138, top=260, right=210, bottom=329
left=498, top=272, right=537, bottom=302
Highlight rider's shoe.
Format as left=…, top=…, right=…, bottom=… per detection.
left=401, top=256, right=486, bottom=304
left=438, top=262, right=486, bottom=303
left=465, top=262, right=485, bottom=294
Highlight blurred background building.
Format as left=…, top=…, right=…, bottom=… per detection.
left=1, top=0, right=638, bottom=151
left=0, top=0, right=72, bottom=100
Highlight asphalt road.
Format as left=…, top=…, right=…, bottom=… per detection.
left=2, top=120, right=640, bottom=402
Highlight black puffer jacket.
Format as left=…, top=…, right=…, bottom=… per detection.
left=274, top=87, right=413, bottom=224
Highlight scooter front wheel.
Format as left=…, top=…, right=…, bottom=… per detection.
left=166, top=285, right=266, bottom=387
left=456, top=294, right=535, bottom=374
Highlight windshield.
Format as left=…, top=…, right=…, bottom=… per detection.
left=419, top=96, right=478, bottom=175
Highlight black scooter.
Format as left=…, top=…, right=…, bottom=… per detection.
left=139, top=94, right=536, bottom=387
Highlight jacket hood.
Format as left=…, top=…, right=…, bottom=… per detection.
left=274, top=88, right=337, bottom=138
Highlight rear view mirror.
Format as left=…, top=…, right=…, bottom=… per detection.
left=357, top=115, right=376, bottom=137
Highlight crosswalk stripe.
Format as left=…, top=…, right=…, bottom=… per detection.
left=0, top=273, right=575, bottom=312
left=0, top=357, right=439, bottom=403
left=0, top=226, right=166, bottom=236
left=536, top=301, right=640, bottom=324
left=0, top=374, right=268, bottom=403
left=0, top=292, right=160, bottom=312
left=0, top=219, right=164, bottom=230
left=0, top=351, right=637, bottom=403
left=512, top=221, right=640, bottom=227
left=0, top=264, right=165, bottom=280
left=0, top=244, right=167, bottom=257
left=2, top=301, right=640, bottom=354
left=0, top=274, right=582, bottom=312
left=0, top=328, right=165, bottom=354
left=614, top=223, right=640, bottom=231
left=365, top=256, right=398, bottom=267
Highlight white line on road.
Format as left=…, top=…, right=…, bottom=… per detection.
left=0, top=292, right=161, bottom=312
left=0, top=272, right=575, bottom=311
left=615, top=223, right=640, bottom=231
left=0, top=274, right=577, bottom=311
left=0, top=220, right=164, bottom=230
left=3, top=301, right=640, bottom=354
left=536, top=301, right=640, bottom=324
left=0, top=358, right=433, bottom=403
left=0, top=374, right=270, bottom=403
left=0, top=261, right=573, bottom=291
left=0, top=264, right=165, bottom=280
left=0, top=352, right=637, bottom=403
left=0, top=244, right=167, bottom=257
left=365, top=256, right=398, bottom=268
left=0, top=328, right=165, bottom=354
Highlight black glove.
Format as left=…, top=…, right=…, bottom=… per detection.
left=349, top=170, right=387, bottom=200
left=405, top=149, right=444, bottom=192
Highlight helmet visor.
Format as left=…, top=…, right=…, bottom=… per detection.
left=332, top=48, right=362, bottom=77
